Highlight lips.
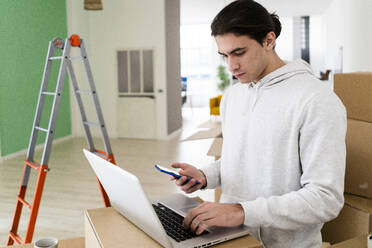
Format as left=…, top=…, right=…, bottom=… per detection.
left=234, top=72, right=245, bottom=78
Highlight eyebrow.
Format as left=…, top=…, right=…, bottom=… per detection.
left=218, top=47, right=246, bottom=56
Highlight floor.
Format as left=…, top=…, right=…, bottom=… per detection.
left=0, top=107, right=218, bottom=245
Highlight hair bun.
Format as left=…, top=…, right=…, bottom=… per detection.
left=270, top=13, right=282, bottom=38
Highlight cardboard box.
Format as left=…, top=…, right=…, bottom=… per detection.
left=334, top=73, right=372, bottom=123
left=322, top=242, right=331, bottom=248
left=345, top=119, right=372, bottom=198
left=322, top=194, right=372, bottom=244
left=205, top=137, right=223, bottom=203
left=330, top=234, right=369, bottom=248
left=85, top=206, right=263, bottom=248
left=322, top=243, right=331, bottom=248
left=207, top=137, right=222, bottom=158
left=183, top=122, right=222, bottom=141
left=183, top=121, right=223, bottom=202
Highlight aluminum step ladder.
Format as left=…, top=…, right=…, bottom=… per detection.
left=7, top=35, right=116, bottom=245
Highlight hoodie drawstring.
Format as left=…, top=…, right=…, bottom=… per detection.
left=250, top=82, right=263, bottom=111
left=251, top=86, right=259, bottom=111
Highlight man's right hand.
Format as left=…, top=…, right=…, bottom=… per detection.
left=170, top=163, right=207, bottom=194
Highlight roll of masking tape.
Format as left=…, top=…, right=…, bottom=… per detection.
left=368, top=234, right=372, bottom=248
left=34, top=238, right=58, bottom=248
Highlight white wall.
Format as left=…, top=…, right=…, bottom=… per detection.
left=275, top=16, right=293, bottom=61
left=65, top=0, right=91, bottom=138
left=181, top=0, right=227, bottom=25
left=66, top=0, right=174, bottom=139
left=323, top=0, right=372, bottom=72
left=310, top=15, right=325, bottom=77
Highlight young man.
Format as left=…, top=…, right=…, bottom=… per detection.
left=171, top=0, right=347, bottom=247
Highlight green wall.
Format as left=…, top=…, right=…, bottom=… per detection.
left=0, top=0, right=71, bottom=157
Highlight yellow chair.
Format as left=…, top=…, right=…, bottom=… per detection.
left=209, top=95, right=222, bottom=116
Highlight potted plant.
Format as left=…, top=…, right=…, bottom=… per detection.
left=217, top=65, right=231, bottom=92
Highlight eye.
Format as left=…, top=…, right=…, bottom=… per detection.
left=234, top=50, right=245, bottom=56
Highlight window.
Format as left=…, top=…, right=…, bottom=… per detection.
left=117, top=49, right=154, bottom=97
left=300, top=16, right=310, bottom=63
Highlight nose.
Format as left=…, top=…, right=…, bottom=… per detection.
left=227, top=56, right=239, bottom=73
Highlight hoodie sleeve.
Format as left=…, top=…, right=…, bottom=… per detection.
left=239, top=90, right=347, bottom=230
left=200, top=159, right=221, bottom=189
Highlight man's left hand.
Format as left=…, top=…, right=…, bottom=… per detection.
left=183, top=202, right=245, bottom=235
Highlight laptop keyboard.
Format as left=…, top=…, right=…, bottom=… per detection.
left=152, top=203, right=209, bottom=242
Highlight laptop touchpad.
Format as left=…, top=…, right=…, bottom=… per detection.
left=158, top=194, right=200, bottom=216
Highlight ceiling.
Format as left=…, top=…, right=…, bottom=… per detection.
left=181, top=0, right=334, bottom=25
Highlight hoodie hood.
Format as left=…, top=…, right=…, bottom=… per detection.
left=246, top=59, right=314, bottom=110
left=251, top=59, right=314, bottom=88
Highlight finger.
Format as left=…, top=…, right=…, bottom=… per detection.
left=181, top=178, right=201, bottom=193
left=196, top=219, right=216, bottom=235
left=190, top=213, right=211, bottom=232
left=171, top=163, right=187, bottom=170
left=185, top=181, right=203, bottom=193
left=183, top=204, right=209, bottom=229
left=170, top=176, right=177, bottom=181
left=175, top=176, right=188, bottom=187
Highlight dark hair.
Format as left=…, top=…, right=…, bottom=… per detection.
left=211, top=0, right=281, bottom=45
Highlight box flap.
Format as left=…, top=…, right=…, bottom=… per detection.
left=322, top=203, right=370, bottom=244
left=321, top=242, right=331, bottom=248
left=330, top=234, right=369, bottom=247
left=345, top=194, right=372, bottom=213
left=85, top=207, right=163, bottom=247
left=334, top=73, right=372, bottom=123
left=183, top=127, right=222, bottom=141
left=207, top=138, right=223, bottom=157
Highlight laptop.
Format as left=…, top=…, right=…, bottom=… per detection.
left=83, top=149, right=250, bottom=248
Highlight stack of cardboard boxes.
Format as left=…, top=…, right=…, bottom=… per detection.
left=185, top=73, right=372, bottom=247
left=321, top=73, right=372, bottom=246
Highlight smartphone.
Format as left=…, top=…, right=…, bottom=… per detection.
left=154, top=164, right=200, bottom=185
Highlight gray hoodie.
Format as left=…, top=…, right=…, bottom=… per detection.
left=201, top=60, right=347, bottom=248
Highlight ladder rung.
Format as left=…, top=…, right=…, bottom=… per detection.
left=25, top=160, right=41, bottom=170
left=18, top=197, right=32, bottom=209
left=49, top=56, right=64, bottom=60
left=41, top=91, right=57, bottom=96
left=9, top=231, right=23, bottom=245
left=76, top=90, right=93, bottom=95
left=84, top=121, right=100, bottom=127
left=93, top=152, right=107, bottom=159
left=34, top=126, right=49, bottom=133
left=69, top=56, right=83, bottom=60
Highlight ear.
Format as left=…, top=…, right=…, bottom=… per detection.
left=263, top=32, right=276, bottom=51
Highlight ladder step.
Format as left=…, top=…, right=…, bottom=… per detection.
left=18, top=197, right=32, bottom=209
left=8, top=231, right=23, bottom=245
left=48, top=56, right=64, bottom=60
left=93, top=152, right=107, bottom=159
left=75, top=90, right=93, bottom=95
left=49, top=56, right=82, bottom=61
left=34, top=126, right=49, bottom=133
left=25, top=160, right=41, bottom=171
left=83, top=121, right=100, bottom=127
left=41, top=91, right=57, bottom=96
left=69, top=56, right=83, bottom=60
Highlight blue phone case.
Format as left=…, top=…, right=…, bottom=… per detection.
left=155, top=165, right=200, bottom=185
